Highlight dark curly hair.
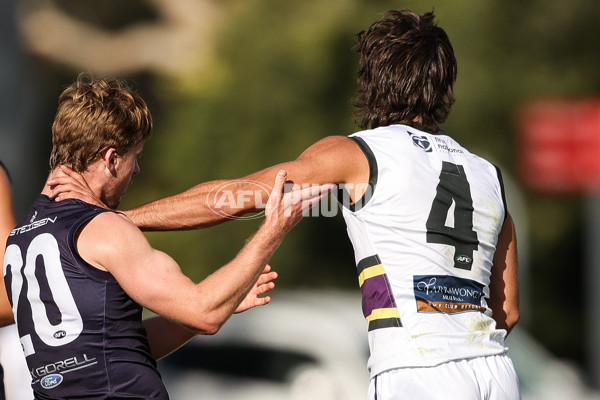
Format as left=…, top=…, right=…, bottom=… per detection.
left=353, top=9, right=457, bottom=130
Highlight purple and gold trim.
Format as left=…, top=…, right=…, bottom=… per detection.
left=357, top=255, right=402, bottom=331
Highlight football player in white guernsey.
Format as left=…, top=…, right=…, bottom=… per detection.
left=49, top=10, right=520, bottom=400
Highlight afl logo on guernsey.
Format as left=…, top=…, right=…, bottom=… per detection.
left=455, top=255, right=473, bottom=265
left=41, top=374, right=63, bottom=389
left=411, top=135, right=432, bottom=152
left=54, top=330, right=67, bottom=339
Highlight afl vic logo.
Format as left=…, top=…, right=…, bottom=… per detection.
left=411, top=135, right=432, bottom=152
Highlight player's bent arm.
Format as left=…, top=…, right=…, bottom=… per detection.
left=77, top=212, right=282, bottom=336
left=77, top=171, right=329, bottom=342
left=124, top=136, right=368, bottom=231
left=488, top=212, right=519, bottom=335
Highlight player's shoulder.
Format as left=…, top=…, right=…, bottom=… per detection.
left=75, top=210, right=145, bottom=272
left=79, top=210, right=138, bottom=242
left=76, top=210, right=144, bottom=268
left=435, top=134, right=494, bottom=163
left=312, top=135, right=359, bottom=149
left=88, top=209, right=134, bottom=227
left=301, top=135, right=364, bottom=160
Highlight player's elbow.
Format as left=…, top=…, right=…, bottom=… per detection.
left=189, top=314, right=229, bottom=336
left=504, top=307, right=520, bottom=334
left=490, top=302, right=520, bottom=334
left=199, top=322, right=222, bottom=336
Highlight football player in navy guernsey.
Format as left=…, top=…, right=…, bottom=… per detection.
left=49, top=9, right=521, bottom=400
left=3, top=75, right=331, bottom=400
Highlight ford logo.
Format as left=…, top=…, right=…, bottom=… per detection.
left=41, top=374, right=63, bottom=389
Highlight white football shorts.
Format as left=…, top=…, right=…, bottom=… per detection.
left=367, top=353, right=521, bottom=400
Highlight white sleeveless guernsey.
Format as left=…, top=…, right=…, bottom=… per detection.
left=340, top=124, right=509, bottom=378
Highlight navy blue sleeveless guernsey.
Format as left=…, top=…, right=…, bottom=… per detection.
left=3, top=195, right=169, bottom=399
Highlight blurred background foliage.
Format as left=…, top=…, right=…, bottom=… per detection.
left=3, top=0, right=600, bottom=386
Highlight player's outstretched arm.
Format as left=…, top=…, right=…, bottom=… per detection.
left=47, top=136, right=366, bottom=231
left=488, top=212, right=520, bottom=335
left=123, top=136, right=367, bottom=230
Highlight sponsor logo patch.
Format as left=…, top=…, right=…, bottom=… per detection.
left=40, top=374, right=63, bottom=389
left=414, top=275, right=486, bottom=314
left=411, top=134, right=433, bottom=152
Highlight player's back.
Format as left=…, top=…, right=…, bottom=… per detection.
left=3, top=196, right=168, bottom=399
left=341, top=124, right=508, bottom=377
